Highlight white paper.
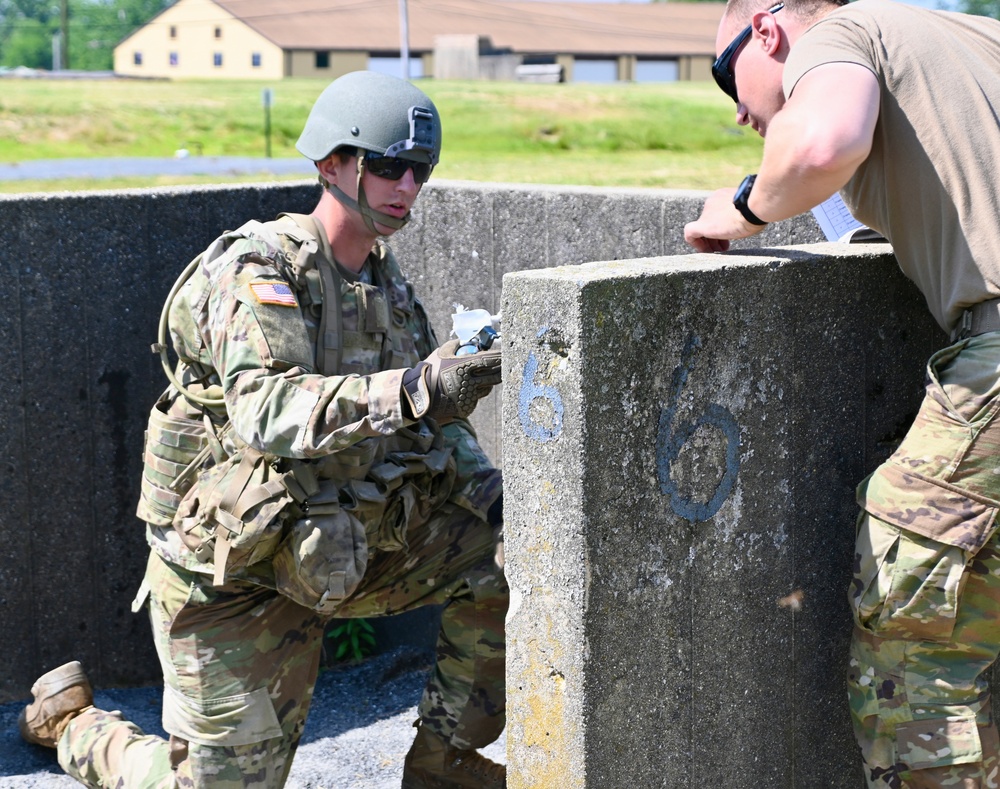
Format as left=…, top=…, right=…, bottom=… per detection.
left=811, top=193, right=864, bottom=242
left=451, top=306, right=494, bottom=343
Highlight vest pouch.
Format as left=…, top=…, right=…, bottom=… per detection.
left=314, top=438, right=380, bottom=482
left=341, top=478, right=389, bottom=524
left=137, top=401, right=210, bottom=527
left=272, top=481, right=368, bottom=615
left=173, top=447, right=292, bottom=585
left=376, top=482, right=417, bottom=553
left=368, top=446, right=457, bottom=552
left=392, top=446, right=457, bottom=523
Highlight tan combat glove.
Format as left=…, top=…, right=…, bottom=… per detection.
left=402, top=339, right=502, bottom=422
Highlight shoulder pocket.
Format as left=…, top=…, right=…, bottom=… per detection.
left=233, top=275, right=314, bottom=371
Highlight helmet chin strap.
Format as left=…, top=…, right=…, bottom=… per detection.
left=325, top=156, right=410, bottom=236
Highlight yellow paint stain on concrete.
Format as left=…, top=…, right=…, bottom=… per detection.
left=511, top=480, right=582, bottom=786
left=509, top=629, right=583, bottom=789
left=538, top=479, right=558, bottom=514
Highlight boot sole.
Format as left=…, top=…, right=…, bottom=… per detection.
left=19, top=661, right=93, bottom=748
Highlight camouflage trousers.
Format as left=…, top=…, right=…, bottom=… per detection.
left=57, top=501, right=507, bottom=788
left=849, top=334, right=1000, bottom=788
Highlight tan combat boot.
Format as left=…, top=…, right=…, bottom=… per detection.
left=401, top=720, right=506, bottom=789
left=19, top=661, right=94, bottom=748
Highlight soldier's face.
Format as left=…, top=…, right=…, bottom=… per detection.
left=715, top=10, right=787, bottom=138
left=323, top=151, right=421, bottom=236
left=360, top=156, right=422, bottom=229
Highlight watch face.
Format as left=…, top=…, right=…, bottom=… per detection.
left=733, top=174, right=765, bottom=225
left=736, top=174, right=756, bottom=203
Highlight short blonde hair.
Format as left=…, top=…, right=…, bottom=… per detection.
left=724, top=0, right=847, bottom=29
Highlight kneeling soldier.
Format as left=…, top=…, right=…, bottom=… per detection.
left=20, top=71, right=507, bottom=789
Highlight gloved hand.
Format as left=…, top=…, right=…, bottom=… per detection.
left=402, top=339, right=502, bottom=422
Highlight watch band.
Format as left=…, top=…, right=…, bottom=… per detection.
left=733, top=174, right=767, bottom=226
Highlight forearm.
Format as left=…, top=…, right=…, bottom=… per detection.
left=748, top=106, right=869, bottom=223
left=749, top=63, right=878, bottom=223
left=225, top=366, right=408, bottom=459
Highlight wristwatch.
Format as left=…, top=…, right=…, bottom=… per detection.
left=733, top=174, right=767, bottom=226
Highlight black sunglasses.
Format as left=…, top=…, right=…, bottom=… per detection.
left=712, top=2, right=783, bottom=103
left=363, top=151, right=433, bottom=184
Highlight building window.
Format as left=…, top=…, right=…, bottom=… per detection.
left=214, top=26, right=222, bottom=39
left=133, top=51, right=142, bottom=66
left=635, top=59, right=679, bottom=83
left=169, top=52, right=178, bottom=66
left=251, top=53, right=262, bottom=68
left=368, top=56, right=424, bottom=79
left=169, top=25, right=176, bottom=39
left=213, top=52, right=223, bottom=67
left=573, top=59, right=617, bottom=83
left=315, top=51, right=330, bottom=69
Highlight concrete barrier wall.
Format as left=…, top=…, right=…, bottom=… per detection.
left=0, top=178, right=823, bottom=704
left=501, top=246, right=949, bottom=788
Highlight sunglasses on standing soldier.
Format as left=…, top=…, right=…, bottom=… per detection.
left=712, top=2, right=784, bottom=103
left=363, top=151, right=434, bottom=184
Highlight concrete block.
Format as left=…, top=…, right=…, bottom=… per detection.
left=0, top=195, right=34, bottom=704
left=502, top=244, right=944, bottom=788
left=0, top=180, right=828, bottom=702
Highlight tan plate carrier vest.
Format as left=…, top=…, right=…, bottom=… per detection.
left=136, top=215, right=456, bottom=611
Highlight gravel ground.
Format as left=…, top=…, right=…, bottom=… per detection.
left=0, top=647, right=506, bottom=789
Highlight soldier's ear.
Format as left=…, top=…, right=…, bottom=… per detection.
left=316, top=151, right=353, bottom=188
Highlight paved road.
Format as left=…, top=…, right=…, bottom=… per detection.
left=0, top=157, right=314, bottom=182
left=0, top=647, right=506, bottom=789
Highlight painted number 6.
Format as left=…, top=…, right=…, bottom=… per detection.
left=656, top=334, right=740, bottom=523
left=518, top=346, right=564, bottom=443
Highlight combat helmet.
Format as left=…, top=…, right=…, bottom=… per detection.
left=296, top=71, right=441, bottom=235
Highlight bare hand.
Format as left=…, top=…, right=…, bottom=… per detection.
left=684, top=187, right=766, bottom=253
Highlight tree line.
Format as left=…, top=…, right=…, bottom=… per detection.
left=0, top=0, right=173, bottom=71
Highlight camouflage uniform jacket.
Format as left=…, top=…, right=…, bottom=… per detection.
left=137, top=213, right=500, bottom=575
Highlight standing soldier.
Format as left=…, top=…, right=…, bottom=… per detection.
left=687, top=0, right=1000, bottom=785
left=19, top=71, right=507, bottom=789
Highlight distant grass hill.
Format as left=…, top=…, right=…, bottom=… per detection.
left=0, top=77, right=762, bottom=192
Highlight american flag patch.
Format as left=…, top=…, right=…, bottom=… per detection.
left=249, top=280, right=297, bottom=307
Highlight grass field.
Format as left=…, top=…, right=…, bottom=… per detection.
left=0, top=77, right=762, bottom=193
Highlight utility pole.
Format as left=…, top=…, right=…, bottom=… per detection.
left=399, top=0, right=410, bottom=81
left=60, top=0, right=69, bottom=70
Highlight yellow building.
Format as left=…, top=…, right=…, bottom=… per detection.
left=113, top=0, right=724, bottom=82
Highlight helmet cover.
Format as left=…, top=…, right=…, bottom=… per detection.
left=296, top=71, right=441, bottom=164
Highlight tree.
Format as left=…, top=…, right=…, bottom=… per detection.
left=960, top=0, right=1000, bottom=18
left=0, top=0, right=173, bottom=70
left=0, top=0, right=58, bottom=68
left=1, top=16, right=52, bottom=68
